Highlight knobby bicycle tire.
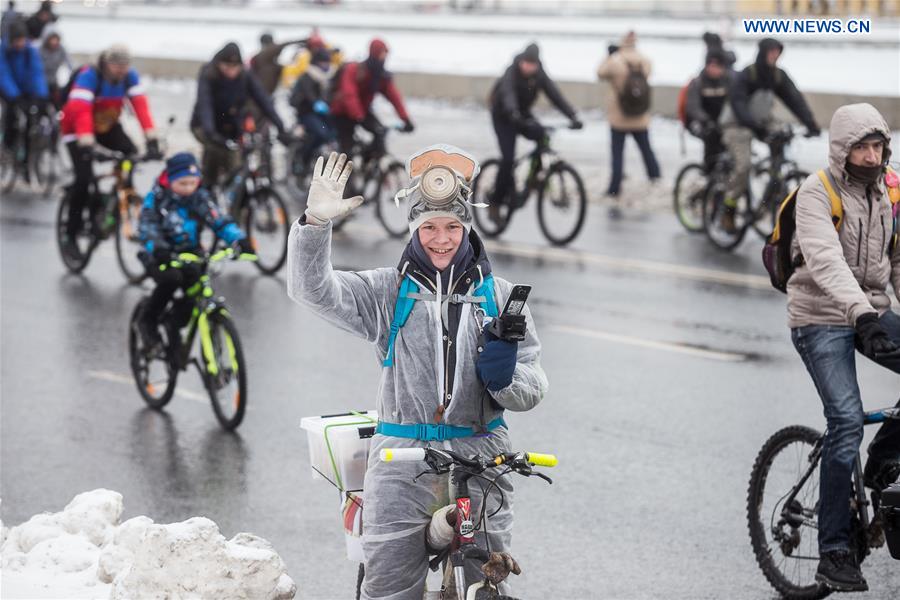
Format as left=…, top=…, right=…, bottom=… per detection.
left=752, top=170, right=809, bottom=240
left=245, top=186, right=290, bottom=275
left=204, top=311, right=248, bottom=431
left=673, top=163, right=707, bottom=234
left=702, top=182, right=749, bottom=251
left=472, top=159, right=513, bottom=238
left=128, top=299, right=178, bottom=410
left=536, top=160, right=587, bottom=246
left=56, top=191, right=96, bottom=274
left=748, top=425, right=833, bottom=600
left=115, top=192, right=148, bottom=285
left=374, top=161, right=409, bottom=238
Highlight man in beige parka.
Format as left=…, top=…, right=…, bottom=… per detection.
left=789, top=102, right=900, bottom=593
left=596, top=31, right=660, bottom=212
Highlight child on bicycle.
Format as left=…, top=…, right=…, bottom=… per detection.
left=137, top=152, right=253, bottom=348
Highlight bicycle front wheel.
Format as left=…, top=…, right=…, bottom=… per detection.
left=56, top=190, right=95, bottom=273
left=245, top=186, right=290, bottom=275
left=472, top=159, right=513, bottom=238
left=702, top=182, right=748, bottom=251
left=673, top=163, right=707, bottom=234
left=128, top=299, right=178, bottom=410
left=374, top=161, right=408, bottom=238
left=1, top=146, right=17, bottom=193
left=537, top=161, right=587, bottom=246
left=201, top=311, right=247, bottom=431
left=115, top=192, right=148, bottom=284
left=747, top=425, right=830, bottom=600
left=752, top=170, right=808, bottom=240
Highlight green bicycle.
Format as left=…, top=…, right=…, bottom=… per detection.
left=128, top=247, right=256, bottom=430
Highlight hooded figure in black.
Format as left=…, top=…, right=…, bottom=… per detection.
left=487, top=43, right=582, bottom=218
left=190, top=42, right=289, bottom=184
left=729, top=37, right=819, bottom=140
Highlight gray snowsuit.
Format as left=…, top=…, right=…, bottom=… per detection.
left=287, top=219, right=548, bottom=599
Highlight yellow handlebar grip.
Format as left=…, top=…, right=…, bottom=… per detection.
left=525, top=453, right=558, bottom=467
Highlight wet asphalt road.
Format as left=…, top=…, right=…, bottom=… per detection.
left=1, top=82, right=899, bottom=599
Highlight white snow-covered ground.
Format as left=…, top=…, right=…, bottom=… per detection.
left=49, top=2, right=900, bottom=96
left=0, top=490, right=296, bottom=600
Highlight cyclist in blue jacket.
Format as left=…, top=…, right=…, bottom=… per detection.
left=137, top=152, right=253, bottom=347
left=0, top=19, right=48, bottom=157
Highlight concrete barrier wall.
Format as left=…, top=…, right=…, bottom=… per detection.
left=76, top=54, right=900, bottom=129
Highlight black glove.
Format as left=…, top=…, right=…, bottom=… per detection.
left=207, top=132, right=230, bottom=149
left=152, top=245, right=173, bottom=265
left=476, top=326, right=519, bottom=391
left=234, top=237, right=255, bottom=257
left=569, top=119, right=584, bottom=130
left=277, top=130, right=294, bottom=146
left=145, top=138, right=162, bottom=160
left=855, top=313, right=900, bottom=358
left=400, top=119, right=415, bottom=133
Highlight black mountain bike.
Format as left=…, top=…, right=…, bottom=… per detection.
left=356, top=446, right=557, bottom=600
left=218, top=130, right=291, bottom=275
left=702, top=126, right=809, bottom=251
left=128, top=246, right=256, bottom=431
left=56, top=151, right=157, bottom=282
left=0, top=102, right=61, bottom=196
left=747, top=404, right=900, bottom=599
left=472, top=126, right=586, bottom=246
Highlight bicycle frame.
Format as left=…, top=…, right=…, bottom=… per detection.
left=778, top=407, right=900, bottom=540
left=164, top=250, right=249, bottom=375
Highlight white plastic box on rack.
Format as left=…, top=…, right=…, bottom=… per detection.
left=300, top=411, right=378, bottom=492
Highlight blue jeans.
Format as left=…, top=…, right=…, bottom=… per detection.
left=607, top=127, right=660, bottom=196
left=791, top=311, right=900, bottom=553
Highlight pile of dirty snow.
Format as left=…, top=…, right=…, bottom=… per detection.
left=0, top=489, right=296, bottom=600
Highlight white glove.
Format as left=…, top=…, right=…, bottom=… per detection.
left=305, top=152, right=364, bottom=225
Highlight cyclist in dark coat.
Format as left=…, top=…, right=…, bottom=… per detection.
left=190, top=42, right=291, bottom=185
left=488, top=43, right=582, bottom=221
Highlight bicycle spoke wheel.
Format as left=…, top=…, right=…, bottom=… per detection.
left=702, top=183, right=749, bottom=251
left=1, top=146, right=18, bottom=193
left=374, top=161, right=408, bottom=238
left=537, top=161, right=587, bottom=246
left=753, top=170, right=809, bottom=240
left=673, top=163, right=707, bottom=233
left=128, top=300, right=177, bottom=410
left=203, top=312, right=247, bottom=431
left=56, top=191, right=95, bottom=273
left=747, top=426, right=830, bottom=600
left=116, top=192, right=148, bottom=284
left=245, top=186, right=290, bottom=275
left=472, top=159, right=513, bottom=238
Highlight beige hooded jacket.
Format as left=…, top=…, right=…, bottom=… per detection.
left=596, top=32, right=652, bottom=131
left=787, top=103, right=900, bottom=328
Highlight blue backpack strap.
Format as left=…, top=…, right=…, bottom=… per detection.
left=474, top=273, right=498, bottom=317
left=383, top=276, right=419, bottom=367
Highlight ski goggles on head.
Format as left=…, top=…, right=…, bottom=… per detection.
left=395, top=144, right=484, bottom=209
left=406, top=144, right=480, bottom=182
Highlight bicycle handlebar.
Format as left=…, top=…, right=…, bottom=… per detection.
left=168, top=247, right=258, bottom=268
left=379, top=447, right=557, bottom=469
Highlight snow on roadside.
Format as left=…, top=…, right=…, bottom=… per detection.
left=1, top=490, right=296, bottom=600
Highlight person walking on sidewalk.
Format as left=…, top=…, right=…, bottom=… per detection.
left=597, top=31, right=661, bottom=217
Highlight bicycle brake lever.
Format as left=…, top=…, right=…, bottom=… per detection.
left=413, top=468, right=440, bottom=482
left=531, top=472, right=553, bottom=485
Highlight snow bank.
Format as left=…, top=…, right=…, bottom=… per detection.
left=1, top=489, right=296, bottom=600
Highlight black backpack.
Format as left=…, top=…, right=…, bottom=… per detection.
left=60, top=65, right=102, bottom=106
left=618, top=61, right=651, bottom=117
